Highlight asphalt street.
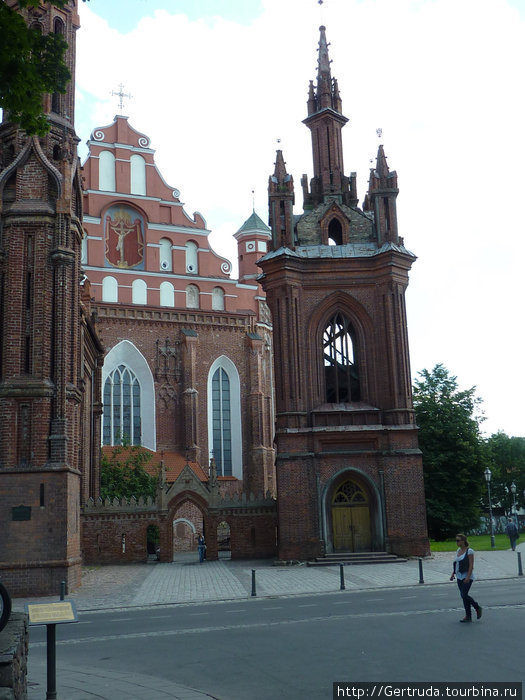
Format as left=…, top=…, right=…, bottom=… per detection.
left=26, top=578, right=525, bottom=700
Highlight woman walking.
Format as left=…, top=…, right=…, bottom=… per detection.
left=449, top=533, right=482, bottom=623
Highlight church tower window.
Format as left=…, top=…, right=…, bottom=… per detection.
left=131, top=279, right=147, bottom=305
left=328, top=218, right=343, bottom=245
left=99, top=151, right=116, bottom=192
left=186, top=284, right=199, bottom=309
left=211, top=367, right=232, bottom=476
left=103, top=365, right=141, bottom=446
left=185, top=241, right=198, bottom=274
left=130, top=154, right=146, bottom=196
left=323, top=312, right=360, bottom=402
left=102, top=276, right=118, bottom=302
left=160, top=281, right=175, bottom=307
left=212, top=287, right=225, bottom=311
left=159, top=238, right=172, bottom=271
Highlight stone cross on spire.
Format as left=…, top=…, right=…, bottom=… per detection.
left=111, top=83, right=132, bottom=115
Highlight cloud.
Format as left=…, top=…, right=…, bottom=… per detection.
left=75, top=0, right=525, bottom=436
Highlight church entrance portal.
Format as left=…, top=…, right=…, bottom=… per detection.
left=331, top=479, right=371, bottom=552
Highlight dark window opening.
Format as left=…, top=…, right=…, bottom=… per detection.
left=323, top=312, right=360, bottom=402
left=328, top=218, right=343, bottom=246
left=40, top=483, right=45, bottom=507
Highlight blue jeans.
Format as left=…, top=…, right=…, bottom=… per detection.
left=457, top=578, right=479, bottom=618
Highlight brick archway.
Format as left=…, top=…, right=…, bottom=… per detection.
left=321, top=469, right=383, bottom=554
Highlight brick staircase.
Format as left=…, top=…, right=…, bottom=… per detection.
left=307, top=551, right=407, bottom=566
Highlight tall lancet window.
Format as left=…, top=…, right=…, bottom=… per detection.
left=323, top=313, right=360, bottom=403
left=212, top=367, right=232, bottom=476
left=103, top=364, right=141, bottom=445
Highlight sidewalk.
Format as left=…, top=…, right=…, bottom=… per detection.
left=12, top=544, right=525, bottom=699
left=13, top=544, right=525, bottom=613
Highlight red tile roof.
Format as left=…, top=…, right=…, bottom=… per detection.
left=101, top=446, right=209, bottom=483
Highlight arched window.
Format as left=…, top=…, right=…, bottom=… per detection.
left=328, top=218, right=343, bottom=245
left=130, top=154, right=146, bottom=196
left=212, top=287, right=225, bottom=311
left=102, top=276, right=118, bottom=302
left=211, top=368, right=232, bottom=476
left=99, top=151, right=116, bottom=192
left=103, top=364, right=141, bottom=445
left=102, top=340, right=156, bottom=450
left=207, top=356, right=242, bottom=479
left=132, top=279, right=147, bottom=305
left=185, top=241, right=198, bottom=274
left=186, top=284, right=199, bottom=309
left=159, top=238, right=172, bottom=271
left=323, top=312, right=360, bottom=402
left=160, top=281, right=174, bottom=307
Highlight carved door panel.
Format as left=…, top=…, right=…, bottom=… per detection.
left=351, top=506, right=371, bottom=552
left=333, top=507, right=354, bottom=551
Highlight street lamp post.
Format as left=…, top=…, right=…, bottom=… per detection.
left=510, top=481, right=517, bottom=517
left=484, top=467, right=496, bottom=548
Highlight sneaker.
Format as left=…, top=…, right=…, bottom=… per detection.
left=476, top=607, right=482, bottom=620
left=460, top=617, right=472, bottom=623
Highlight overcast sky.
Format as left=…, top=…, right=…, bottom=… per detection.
left=75, top=0, right=525, bottom=439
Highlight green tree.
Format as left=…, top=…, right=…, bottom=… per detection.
left=485, top=432, right=525, bottom=515
left=0, top=0, right=87, bottom=136
left=413, top=364, right=487, bottom=539
left=100, top=441, right=160, bottom=501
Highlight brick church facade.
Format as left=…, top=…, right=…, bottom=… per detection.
left=0, top=5, right=428, bottom=596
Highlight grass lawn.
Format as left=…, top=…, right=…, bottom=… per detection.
left=430, top=534, right=513, bottom=551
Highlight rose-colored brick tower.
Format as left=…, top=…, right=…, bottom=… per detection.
left=259, top=26, right=429, bottom=560
left=0, top=1, right=103, bottom=595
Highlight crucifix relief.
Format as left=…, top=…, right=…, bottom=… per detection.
left=104, top=206, right=144, bottom=269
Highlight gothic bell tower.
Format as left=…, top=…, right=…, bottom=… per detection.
left=0, top=1, right=92, bottom=595
left=259, top=26, right=429, bottom=561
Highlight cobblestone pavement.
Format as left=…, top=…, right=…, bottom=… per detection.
left=13, top=544, right=524, bottom=613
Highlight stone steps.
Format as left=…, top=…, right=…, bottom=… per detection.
left=307, top=551, right=407, bottom=566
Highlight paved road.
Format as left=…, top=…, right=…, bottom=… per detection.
left=25, top=579, right=525, bottom=700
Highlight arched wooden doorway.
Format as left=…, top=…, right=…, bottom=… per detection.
left=331, top=479, right=371, bottom=552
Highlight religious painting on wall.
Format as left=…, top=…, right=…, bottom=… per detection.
left=104, top=205, right=145, bottom=269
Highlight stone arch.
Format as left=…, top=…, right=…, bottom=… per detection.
left=166, top=491, right=211, bottom=562
left=102, top=340, right=156, bottom=450
left=308, top=292, right=374, bottom=405
left=321, top=468, right=383, bottom=553
left=319, top=205, right=349, bottom=245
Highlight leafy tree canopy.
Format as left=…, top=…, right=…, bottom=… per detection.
left=413, top=364, right=488, bottom=539
left=100, top=440, right=160, bottom=501
left=485, top=432, right=525, bottom=514
left=0, top=0, right=88, bottom=136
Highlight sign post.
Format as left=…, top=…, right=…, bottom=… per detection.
left=25, top=601, right=78, bottom=700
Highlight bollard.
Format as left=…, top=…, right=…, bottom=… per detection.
left=418, top=558, right=424, bottom=584
left=60, top=581, right=65, bottom=601
left=251, top=569, right=256, bottom=597
left=518, top=552, right=523, bottom=577
left=339, top=563, right=345, bottom=590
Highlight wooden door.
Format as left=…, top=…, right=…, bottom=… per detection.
left=331, top=479, right=371, bottom=552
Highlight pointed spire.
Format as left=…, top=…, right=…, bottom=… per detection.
left=307, top=26, right=344, bottom=116
left=273, top=149, right=289, bottom=183
left=365, top=144, right=399, bottom=244
left=317, top=25, right=332, bottom=87
left=376, top=144, right=390, bottom=180
left=268, top=150, right=295, bottom=250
